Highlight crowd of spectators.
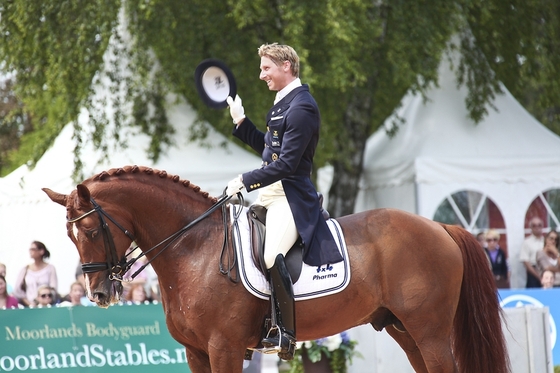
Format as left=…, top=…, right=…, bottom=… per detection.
left=4, top=224, right=560, bottom=310
left=0, top=241, right=160, bottom=309
left=477, top=217, right=560, bottom=290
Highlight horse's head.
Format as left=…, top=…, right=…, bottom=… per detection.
left=43, top=184, right=134, bottom=308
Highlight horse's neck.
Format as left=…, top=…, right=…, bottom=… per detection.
left=105, top=180, right=215, bottom=235
left=112, top=182, right=222, bottom=277
left=137, top=208, right=226, bottom=298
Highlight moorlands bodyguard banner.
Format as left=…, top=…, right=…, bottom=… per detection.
left=0, top=303, right=191, bottom=372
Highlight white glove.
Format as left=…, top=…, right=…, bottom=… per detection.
left=227, top=95, right=246, bottom=124
left=226, top=175, right=245, bottom=196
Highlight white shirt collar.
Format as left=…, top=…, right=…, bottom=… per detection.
left=274, top=78, right=302, bottom=105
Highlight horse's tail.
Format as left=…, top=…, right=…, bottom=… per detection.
left=441, top=224, right=510, bottom=373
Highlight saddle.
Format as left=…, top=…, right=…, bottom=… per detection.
left=247, top=193, right=330, bottom=284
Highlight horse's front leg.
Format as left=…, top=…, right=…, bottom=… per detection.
left=184, top=347, right=211, bottom=373
left=185, top=345, right=246, bottom=373
left=207, top=343, right=246, bottom=373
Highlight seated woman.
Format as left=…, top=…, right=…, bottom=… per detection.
left=124, top=283, right=150, bottom=304
left=59, top=282, right=86, bottom=307
left=121, top=245, right=148, bottom=299
left=34, top=285, right=56, bottom=307
left=0, top=264, right=14, bottom=295
left=536, top=230, right=560, bottom=287
left=0, top=275, right=19, bottom=309
left=541, top=270, right=555, bottom=289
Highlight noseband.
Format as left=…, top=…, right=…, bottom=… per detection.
left=68, top=198, right=136, bottom=280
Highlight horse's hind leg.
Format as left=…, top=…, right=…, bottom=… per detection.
left=403, top=313, right=459, bottom=373
left=416, top=338, right=458, bottom=373
left=386, top=324, right=459, bottom=373
left=384, top=324, right=428, bottom=373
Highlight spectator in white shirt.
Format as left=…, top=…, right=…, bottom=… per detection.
left=519, top=217, right=545, bottom=288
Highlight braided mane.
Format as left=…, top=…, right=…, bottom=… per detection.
left=85, top=165, right=218, bottom=203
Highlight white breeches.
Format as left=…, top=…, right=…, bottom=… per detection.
left=255, top=182, right=299, bottom=269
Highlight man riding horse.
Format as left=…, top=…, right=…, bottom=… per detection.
left=225, top=43, right=343, bottom=359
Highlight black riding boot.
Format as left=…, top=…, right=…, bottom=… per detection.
left=261, top=254, right=296, bottom=360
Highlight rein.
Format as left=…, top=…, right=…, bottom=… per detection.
left=220, top=192, right=243, bottom=282
left=68, top=192, right=239, bottom=283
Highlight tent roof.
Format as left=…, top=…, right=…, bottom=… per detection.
left=0, top=101, right=261, bottom=201
left=0, top=100, right=261, bottom=295
left=361, top=59, right=560, bottom=188
left=0, top=12, right=262, bottom=305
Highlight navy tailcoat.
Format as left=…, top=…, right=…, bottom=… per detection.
left=233, top=85, right=343, bottom=266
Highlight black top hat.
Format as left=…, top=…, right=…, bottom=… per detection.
left=194, top=59, right=237, bottom=109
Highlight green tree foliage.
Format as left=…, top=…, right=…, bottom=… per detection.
left=461, top=0, right=560, bottom=128
left=1, top=0, right=559, bottom=216
left=0, top=1, right=120, bottom=176
left=0, top=75, right=32, bottom=172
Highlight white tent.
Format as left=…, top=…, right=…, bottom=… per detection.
left=0, top=8, right=265, bottom=295
left=0, top=101, right=261, bottom=296
left=355, top=57, right=560, bottom=289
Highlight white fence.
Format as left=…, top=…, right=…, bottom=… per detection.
left=348, top=306, right=553, bottom=373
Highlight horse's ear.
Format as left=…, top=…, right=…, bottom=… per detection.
left=42, top=188, right=68, bottom=206
left=76, top=184, right=91, bottom=204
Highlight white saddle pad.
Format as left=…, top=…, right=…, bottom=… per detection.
left=230, top=204, right=351, bottom=301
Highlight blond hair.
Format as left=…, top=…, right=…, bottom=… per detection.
left=258, top=43, right=300, bottom=77
left=485, top=229, right=500, bottom=240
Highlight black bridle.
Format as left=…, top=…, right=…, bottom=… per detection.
left=68, top=198, right=135, bottom=279
left=68, top=192, right=239, bottom=282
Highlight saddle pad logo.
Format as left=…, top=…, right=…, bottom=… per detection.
left=231, top=205, right=351, bottom=301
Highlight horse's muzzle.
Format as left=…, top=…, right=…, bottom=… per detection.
left=89, top=280, right=123, bottom=308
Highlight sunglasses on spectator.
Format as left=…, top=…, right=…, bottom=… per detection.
left=531, top=223, right=543, bottom=227
left=39, top=293, right=52, bottom=298
left=486, top=238, right=499, bottom=242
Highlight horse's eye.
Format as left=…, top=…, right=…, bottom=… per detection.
left=86, top=229, right=100, bottom=239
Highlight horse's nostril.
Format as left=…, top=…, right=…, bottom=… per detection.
left=93, top=292, right=107, bottom=302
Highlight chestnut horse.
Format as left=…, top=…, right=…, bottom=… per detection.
left=43, top=165, right=509, bottom=373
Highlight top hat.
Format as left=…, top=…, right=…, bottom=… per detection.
left=194, top=59, right=237, bottom=109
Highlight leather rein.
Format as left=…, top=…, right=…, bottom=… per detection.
left=67, top=192, right=240, bottom=283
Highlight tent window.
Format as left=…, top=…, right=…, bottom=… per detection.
left=433, top=190, right=506, bottom=250
left=524, top=189, right=560, bottom=233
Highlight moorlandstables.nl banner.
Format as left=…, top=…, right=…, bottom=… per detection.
left=0, top=303, right=191, bottom=372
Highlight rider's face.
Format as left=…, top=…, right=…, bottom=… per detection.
left=259, top=56, right=291, bottom=92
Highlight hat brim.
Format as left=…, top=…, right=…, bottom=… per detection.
left=194, top=59, right=237, bottom=109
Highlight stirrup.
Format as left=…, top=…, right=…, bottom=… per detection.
left=261, top=325, right=281, bottom=348
left=261, top=326, right=296, bottom=360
